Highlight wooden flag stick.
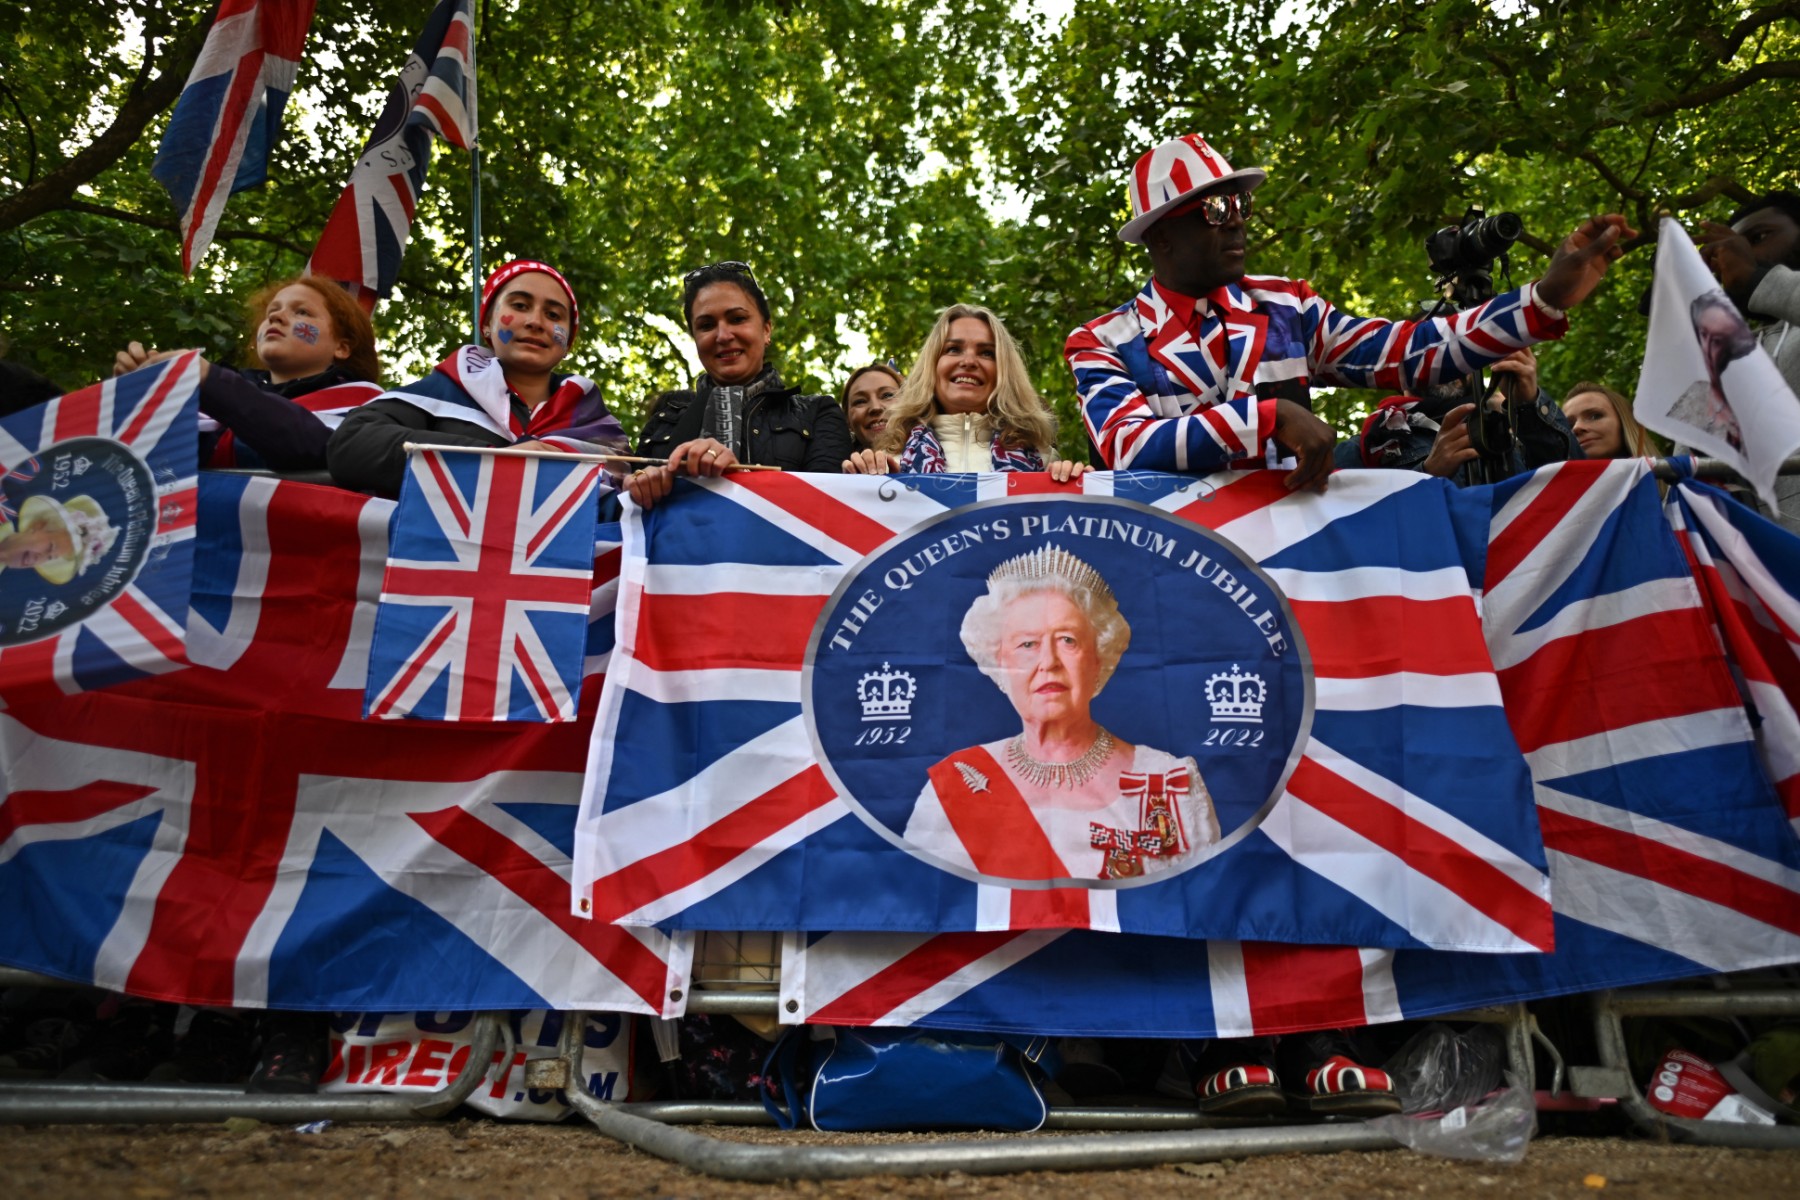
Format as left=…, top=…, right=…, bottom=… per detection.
left=400, top=443, right=783, bottom=470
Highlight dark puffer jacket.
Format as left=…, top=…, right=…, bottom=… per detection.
left=637, top=368, right=851, bottom=472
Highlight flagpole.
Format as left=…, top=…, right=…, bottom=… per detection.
left=401, top=442, right=785, bottom=470
left=467, top=4, right=483, bottom=342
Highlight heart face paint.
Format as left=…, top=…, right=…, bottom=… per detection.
left=551, top=324, right=569, bottom=347
left=496, top=312, right=515, bottom=344
left=291, top=321, right=321, bottom=345
left=497, top=329, right=514, bottom=344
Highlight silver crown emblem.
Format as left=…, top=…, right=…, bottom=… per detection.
left=858, top=662, right=916, bottom=723
left=72, top=456, right=92, bottom=476
left=1205, top=664, right=1266, bottom=724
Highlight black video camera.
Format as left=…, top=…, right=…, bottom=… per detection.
left=1422, top=206, right=1526, bottom=482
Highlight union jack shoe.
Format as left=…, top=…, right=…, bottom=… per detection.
left=1196, top=1063, right=1287, bottom=1117
left=1303, top=1055, right=1403, bottom=1117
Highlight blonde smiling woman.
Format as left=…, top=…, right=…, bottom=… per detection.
left=842, top=304, right=1083, bottom=482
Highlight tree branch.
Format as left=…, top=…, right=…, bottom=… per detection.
left=1697, top=2, right=1800, bottom=62
left=58, top=199, right=309, bottom=257
left=1662, top=174, right=1758, bottom=211
left=1638, top=60, right=1800, bottom=120
left=0, top=12, right=212, bottom=233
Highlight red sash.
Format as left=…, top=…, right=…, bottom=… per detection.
left=927, top=747, right=1091, bottom=928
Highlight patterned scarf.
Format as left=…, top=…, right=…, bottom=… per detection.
left=897, top=421, right=1045, bottom=474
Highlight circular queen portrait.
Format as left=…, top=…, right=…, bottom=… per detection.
left=804, top=496, right=1311, bottom=889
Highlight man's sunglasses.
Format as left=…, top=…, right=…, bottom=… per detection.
left=1171, top=190, right=1254, bottom=227
left=684, top=260, right=756, bottom=283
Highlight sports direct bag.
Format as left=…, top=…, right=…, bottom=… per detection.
left=320, top=1010, right=633, bottom=1121
left=762, top=1026, right=1055, bottom=1132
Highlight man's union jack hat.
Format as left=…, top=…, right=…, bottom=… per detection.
left=1119, top=134, right=1267, bottom=244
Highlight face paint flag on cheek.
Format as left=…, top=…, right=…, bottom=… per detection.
left=552, top=325, right=569, bottom=347
left=292, top=322, right=321, bottom=345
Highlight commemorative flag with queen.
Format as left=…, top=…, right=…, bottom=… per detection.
left=573, top=468, right=1555, bottom=952
left=0, top=355, right=201, bottom=694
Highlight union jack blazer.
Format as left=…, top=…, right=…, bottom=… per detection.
left=1065, top=275, right=1567, bottom=473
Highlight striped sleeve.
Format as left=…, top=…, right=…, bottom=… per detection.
left=1306, top=281, right=1568, bottom=392
left=1065, top=314, right=1276, bottom=472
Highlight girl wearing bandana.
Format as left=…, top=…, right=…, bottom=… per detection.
left=328, top=260, right=630, bottom=498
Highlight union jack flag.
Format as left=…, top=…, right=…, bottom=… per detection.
left=151, top=0, right=317, bottom=274
left=573, top=469, right=1554, bottom=951
left=0, top=477, right=688, bottom=1014
left=365, top=449, right=601, bottom=722
left=306, top=0, right=475, bottom=307
left=1667, top=478, right=1800, bottom=833
left=0, top=354, right=201, bottom=693
left=778, top=462, right=1800, bottom=1036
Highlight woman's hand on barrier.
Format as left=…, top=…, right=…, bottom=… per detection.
left=1047, top=460, right=1087, bottom=484
left=669, top=438, right=738, bottom=477
left=1274, top=398, right=1334, bottom=493
left=627, top=465, right=673, bottom=510
left=842, top=448, right=898, bottom=475
left=114, top=343, right=208, bottom=379
left=1423, top=403, right=1480, bottom=478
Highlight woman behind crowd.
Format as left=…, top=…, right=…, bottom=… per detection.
left=328, top=260, right=629, bottom=499
left=1561, top=380, right=1657, bottom=458
left=113, top=274, right=383, bottom=470
left=842, top=303, right=1080, bottom=482
left=628, top=262, right=851, bottom=510
left=840, top=362, right=902, bottom=450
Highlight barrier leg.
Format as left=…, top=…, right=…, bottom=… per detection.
left=1590, top=983, right=1800, bottom=1149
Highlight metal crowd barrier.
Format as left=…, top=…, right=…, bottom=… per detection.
left=1580, top=977, right=1800, bottom=1149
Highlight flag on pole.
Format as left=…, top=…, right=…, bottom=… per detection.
left=1634, top=217, right=1800, bottom=510
left=151, top=0, right=317, bottom=274
left=306, top=0, right=476, bottom=307
left=364, top=449, right=602, bottom=722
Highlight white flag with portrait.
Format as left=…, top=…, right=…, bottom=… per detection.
left=1635, top=216, right=1800, bottom=510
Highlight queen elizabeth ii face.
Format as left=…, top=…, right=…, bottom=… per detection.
left=995, top=589, right=1102, bottom=729
left=0, top=520, right=70, bottom=570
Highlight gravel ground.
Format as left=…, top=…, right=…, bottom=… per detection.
left=2, top=1121, right=1797, bottom=1198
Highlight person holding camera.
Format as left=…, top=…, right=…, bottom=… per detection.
left=1357, top=345, right=1581, bottom=483
left=1065, top=133, right=1634, bottom=492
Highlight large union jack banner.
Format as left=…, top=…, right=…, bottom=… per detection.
left=364, top=449, right=601, bottom=722
left=0, top=355, right=201, bottom=693
left=574, top=469, right=1555, bottom=951
left=0, top=476, right=686, bottom=1014
left=777, top=463, right=1800, bottom=1035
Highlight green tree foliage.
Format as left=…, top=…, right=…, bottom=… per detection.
left=1, top=1, right=1795, bottom=453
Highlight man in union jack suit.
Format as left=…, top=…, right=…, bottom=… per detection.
left=1065, top=133, right=1635, bottom=491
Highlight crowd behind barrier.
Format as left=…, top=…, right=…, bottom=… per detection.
left=2, top=137, right=1798, bottom=1138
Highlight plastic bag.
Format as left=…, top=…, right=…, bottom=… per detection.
left=1368, top=1073, right=1536, bottom=1164
left=1383, top=1021, right=1506, bottom=1115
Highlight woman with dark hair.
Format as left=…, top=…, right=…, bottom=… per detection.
left=841, top=304, right=1082, bottom=482
left=840, top=362, right=902, bottom=450
left=328, top=260, right=629, bottom=498
left=113, top=275, right=384, bottom=470
left=627, top=262, right=852, bottom=510
left=1561, top=381, right=1657, bottom=459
